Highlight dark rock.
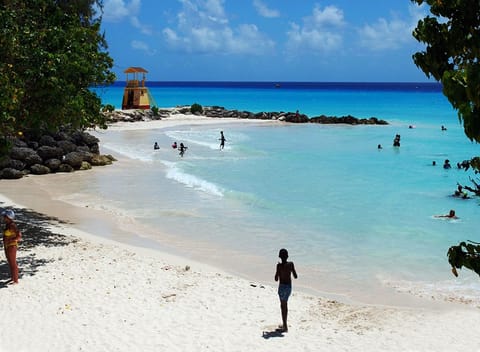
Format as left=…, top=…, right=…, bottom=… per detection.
left=1, top=129, right=115, bottom=180
left=104, top=107, right=388, bottom=126
left=57, top=140, right=77, bottom=154
left=105, top=154, right=117, bottom=162
left=1, top=168, right=24, bottom=179
left=27, top=141, right=39, bottom=150
left=91, top=155, right=113, bottom=166
left=76, top=146, right=90, bottom=153
left=81, top=132, right=99, bottom=146
left=58, top=164, right=74, bottom=173
left=36, top=146, right=64, bottom=160
left=368, top=117, right=388, bottom=125
left=0, top=156, right=11, bottom=169
left=9, top=159, right=26, bottom=171
left=53, top=131, right=72, bottom=142
left=44, top=158, right=62, bottom=171
left=13, top=138, right=28, bottom=148
left=63, top=151, right=85, bottom=168
left=78, top=151, right=94, bottom=163
left=10, top=147, right=36, bottom=161
left=309, top=114, right=387, bottom=125
left=79, top=161, right=92, bottom=170
left=30, top=164, right=51, bottom=175
left=24, top=152, right=43, bottom=166
left=89, top=144, right=100, bottom=154
left=39, top=135, right=57, bottom=147
left=285, top=113, right=309, bottom=123
left=177, top=107, right=191, bottom=114
left=70, top=131, right=99, bottom=147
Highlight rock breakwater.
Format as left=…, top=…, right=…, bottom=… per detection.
left=103, top=106, right=388, bottom=125
left=0, top=130, right=116, bottom=180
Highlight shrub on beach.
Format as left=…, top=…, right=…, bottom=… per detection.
left=151, top=106, right=159, bottom=116
left=190, top=103, right=203, bottom=115
left=102, top=104, right=115, bottom=113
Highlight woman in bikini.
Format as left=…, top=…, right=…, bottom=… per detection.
left=2, top=210, right=21, bottom=284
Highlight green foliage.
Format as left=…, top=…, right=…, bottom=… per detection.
left=191, top=103, right=203, bottom=114
left=151, top=106, right=159, bottom=116
left=102, top=104, right=115, bottom=113
left=412, top=1, right=480, bottom=278
left=447, top=241, right=480, bottom=277
left=471, top=157, right=480, bottom=170
left=411, top=0, right=480, bottom=143
left=0, top=0, right=115, bottom=153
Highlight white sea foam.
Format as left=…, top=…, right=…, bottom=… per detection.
left=102, top=142, right=155, bottom=162
left=165, top=130, right=221, bottom=150
left=165, top=128, right=248, bottom=151
left=381, top=274, right=480, bottom=306
left=162, top=161, right=224, bottom=197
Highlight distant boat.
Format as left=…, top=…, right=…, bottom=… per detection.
left=121, top=67, right=156, bottom=110
left=275, top=83, right=281, bottom=88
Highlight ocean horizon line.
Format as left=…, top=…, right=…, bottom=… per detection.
left=96, top=81, right=442, bottom=92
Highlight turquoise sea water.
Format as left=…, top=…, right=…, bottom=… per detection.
left=89, top=82, right=480, bottom=306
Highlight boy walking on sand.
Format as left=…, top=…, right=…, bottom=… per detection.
left=274, top=248, right=297, bottom=332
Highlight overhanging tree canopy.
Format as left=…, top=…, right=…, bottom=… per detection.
left=412, top=1, right=480, bottom=278
left=0, top=0, right=115, bottom=152
left=411, top=0, right=480, bottom=143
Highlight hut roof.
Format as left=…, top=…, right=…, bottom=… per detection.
left=124, top=67, right=148, bottom=73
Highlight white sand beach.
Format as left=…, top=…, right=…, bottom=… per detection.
left=1, top=115, right=480, bottom=351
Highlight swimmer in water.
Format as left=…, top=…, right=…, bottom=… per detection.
left=435, top=209, right=458, bottom=219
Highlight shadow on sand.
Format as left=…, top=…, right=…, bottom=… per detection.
left=0, top=203, right=75, bottom=288
left=262, top=327, right=285, bottom=339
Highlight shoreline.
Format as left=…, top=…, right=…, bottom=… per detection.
left=0, top=115, right=439, bottom=309
left=0, top=156, right=437, bottom=309
left=2, top=178, right=480, bottom=351
left=0, top=115, right=474, bottom=308
left=2, top=115, right=480, bottom=350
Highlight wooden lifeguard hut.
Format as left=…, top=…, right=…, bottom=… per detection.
left=121, top=67, right=154, bottom=110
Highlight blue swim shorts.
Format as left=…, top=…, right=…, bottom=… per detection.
left=278, top=284, right=292, bottom=301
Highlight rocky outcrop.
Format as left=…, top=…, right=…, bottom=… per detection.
left=309, top=115, right=388, bottom=125
left=103, top=106, right=389, bottom=125
left=102, top=109, right=161, bottom=122
left=0, top=129, right=116, bottom=180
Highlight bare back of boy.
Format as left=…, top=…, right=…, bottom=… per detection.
left=275, top=262, right=297, bottom=284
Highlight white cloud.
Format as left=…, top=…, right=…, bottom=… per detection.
left=130, top=40, right=156, bottom=55
left=204, top=0, right=227, bottom=22
left=103, top=0, right=153, bottom=36
left=253, top=0, right=280, bottom=18
left=286, top=5, right=345, bottom=54
left=163, top=0, right=275, bottom=55
left=226, top=24, right=275, bottom=54
left=102, top=0, right=140, bottom=22
left=309, top=5, right=345, bottom=27
left=131, top=40, right=148, bottom=51
left=358, top=4, right=427, bottom=51
left=131, top=16, right=153, bottom=35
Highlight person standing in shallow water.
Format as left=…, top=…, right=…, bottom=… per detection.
left=179, top=143, right=188, bottom=157
left=274, top=248, right=298, bottom=332
left=2, top=210, right=21, bottom=284
left=219, top=131, right=226, bottom=150
left=393, top=134, right=401, bottom=147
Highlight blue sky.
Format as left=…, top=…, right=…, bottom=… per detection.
left=100, top=0, right=431, bottom=82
